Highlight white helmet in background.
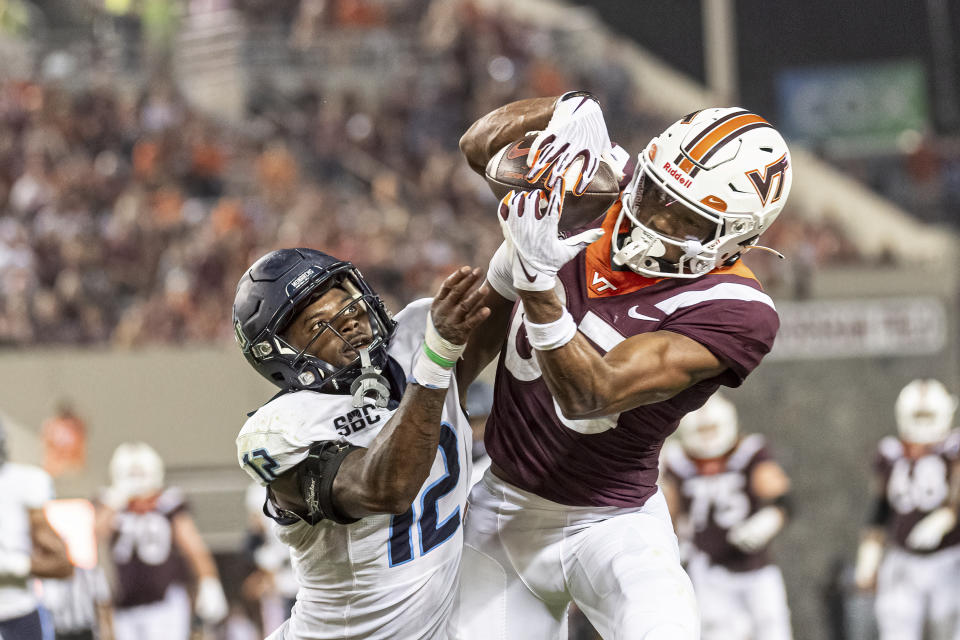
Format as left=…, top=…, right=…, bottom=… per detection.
left=678, top=393, right=740, bottom=459
left=109, top=442, right=165, bottom=499
left=615, top=107, right=792, bottom=278
left=895, top=379, right=957, bottom=445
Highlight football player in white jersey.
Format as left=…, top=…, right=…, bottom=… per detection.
left=233, top=248, right=489, bottom=640
left=99, top=442, right=229, bottom=640
left=456, top=94, right=790, bottom=639
left=854, top=379, right=960, bottom=640
left=0, top=419, right=73, bottom=640
left=662, top=394, right=793, bottom=640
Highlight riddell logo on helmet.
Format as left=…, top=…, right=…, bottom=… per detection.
left=662, top=162, right=693, bottom=188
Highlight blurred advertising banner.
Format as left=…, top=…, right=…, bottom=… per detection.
left=777, top=60, right=929, bottom=155
left=768, top=297, right=947, bottom=361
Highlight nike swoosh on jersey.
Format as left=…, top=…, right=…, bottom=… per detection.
left=518, top=256, right=539, bottom=283
left=627, top=306, right=659, bottom=321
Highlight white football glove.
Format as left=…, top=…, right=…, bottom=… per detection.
left=526, top=91, right=612, bottom=195
left=497, top=188, right=604, bottom=292
left=726, top=506, right=785, bottom=553
left=195, top=576, right=228, bottom=625
left=905, top=507, right=957, bottom=551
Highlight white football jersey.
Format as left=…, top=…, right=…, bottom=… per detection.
left=236, top=299, right=472, bottom=640
left=0, top=462, right=54, bottom=620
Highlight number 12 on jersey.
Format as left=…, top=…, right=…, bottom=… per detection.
left=388, top=423, right=461, bottom=566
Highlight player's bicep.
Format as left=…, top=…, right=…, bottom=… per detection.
left=598, top=330, right=725, bottom=412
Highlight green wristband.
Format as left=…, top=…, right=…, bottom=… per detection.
left=423, top=343, right=456, bottom=369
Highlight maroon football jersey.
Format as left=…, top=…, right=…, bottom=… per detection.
left=485, top=205, right=780, bottom=507
left=875, top=431, right=960, bottom=553
left=111, top=487, right=189, bottom=608
left=663, top=434, right=775, bottom=572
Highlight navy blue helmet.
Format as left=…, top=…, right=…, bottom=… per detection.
left=233, top=248, right=397, bottom=393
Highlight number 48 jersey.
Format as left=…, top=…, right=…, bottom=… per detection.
left=236, top=299, right=472, bottom=640
left=875, top=430, right=960, bottom=553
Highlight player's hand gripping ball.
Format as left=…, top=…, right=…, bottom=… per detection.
left=497, top=186, right=604, bottom=292
left=485, top=133, right=620, bottom=232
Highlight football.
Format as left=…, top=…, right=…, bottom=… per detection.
left=484, top=133, right=621, bottom=232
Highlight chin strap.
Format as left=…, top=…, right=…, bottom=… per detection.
left=350, top=347, right=390, bottom=408
left=744, top=244, right=785, bottom=260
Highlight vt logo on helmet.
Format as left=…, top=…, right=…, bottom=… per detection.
left=232, top=248, right=397, bottom=405
left=615, top=107, right=793, bottom=278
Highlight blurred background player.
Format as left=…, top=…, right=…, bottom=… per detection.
left=98, top=442, right=228, bottom=640
left=853, top=379, right=960, bottom=640
left=457, top=94, right=789, bottom=639
left=41, top=498, right=114, bottom=640
left=241, top=481, right=297, bottom=637
left=662, top=393, right=793, bottom=640
left=0, top=417, right=73, bottom=640
left=233, top=249, right=489, bottom=640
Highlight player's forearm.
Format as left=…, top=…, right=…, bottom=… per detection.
left=456, top=288, right=514, bottom=399
left=459, top=97, right=558, bottom=174
left=337, top=385, right=447, bottom=516
left=519, top=290, right=705, bottom=417
left=172, top=514, right=218, bottom=580
left=518, top=289, right=623, bottom=417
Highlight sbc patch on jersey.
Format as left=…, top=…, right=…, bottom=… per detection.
left=237, top=391, right=391, bottom=486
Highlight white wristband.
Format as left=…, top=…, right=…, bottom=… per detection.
left=525, top=308, right=577, bottom=350
left=411, top=348, right=453, bottom=389
left=424, top=312, right=466, bottom=367
left=411, top=311, right=467, bottom=389
left=0, top=550, right=31, bottom=579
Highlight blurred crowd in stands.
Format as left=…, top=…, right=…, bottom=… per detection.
left=0, top=0, right=864, bottom=347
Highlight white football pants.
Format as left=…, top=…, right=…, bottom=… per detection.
left=112, top=584, right=191, bottom=640
left=685, top=552, right=792, bottom=640
left=875, top=545, right=960, bottom=640
left=455, top=470, right=699, bottom=640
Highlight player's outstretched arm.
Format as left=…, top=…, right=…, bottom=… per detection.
left=459, top=97, right=558, bottom=174
left=336, top=267, right=489, bottom=517
left=853, top=476, right=889, bottom=590
left=520, top=288, right=726, bottom=418
left=727, top=460, right=792, bottom=552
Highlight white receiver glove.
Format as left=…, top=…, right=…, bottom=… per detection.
left=526, top=91, right=612, bottom=195
left=726, top=506, right=785, bottom=553
left=905, top=507, right=957, bottom=551
left=195, top=576, right=229, bottom=625
left=497, top=188, right=604, bottom=292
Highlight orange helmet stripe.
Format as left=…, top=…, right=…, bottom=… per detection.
left=685, top=113, right=768, bottom=164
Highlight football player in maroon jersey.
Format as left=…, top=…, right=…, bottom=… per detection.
left=454, top=94, right=791, bottom=639
left=853, top=379, right=960, bottom=640
left=98, top=442, right=228, bottom=640
left=662, top=393, right=793, bottom=640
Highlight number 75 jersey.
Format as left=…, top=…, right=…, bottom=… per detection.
left=235, top=299, right=472, bottom=640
